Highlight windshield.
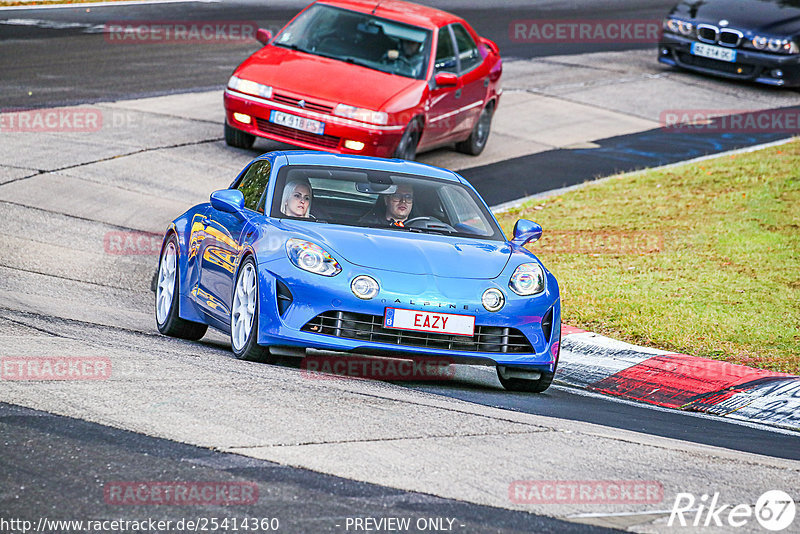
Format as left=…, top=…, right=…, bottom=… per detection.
left=271, top=165, right=504, bottom=241
left=273, top=4, right=432, bottom=80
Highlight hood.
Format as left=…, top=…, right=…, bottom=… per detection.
left=286, top=223, right=512, bottom=279
left=234, top=46, right=421, bottom=111
left=673, top=0, right=800, bottom=35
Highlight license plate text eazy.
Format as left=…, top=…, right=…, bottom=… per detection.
left=384, top=308, right=475, bottom=336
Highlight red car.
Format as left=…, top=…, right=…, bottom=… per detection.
left=223, top=0, right=502, bottom=160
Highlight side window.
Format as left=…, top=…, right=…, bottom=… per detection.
left=237, top=160, right=271, bottom=212
left=434, top=26, right=457, bottom=73
left=451, top=24, right=481, bottom=73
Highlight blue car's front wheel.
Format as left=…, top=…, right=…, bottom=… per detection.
left=231, top=257, right=273, bottom=362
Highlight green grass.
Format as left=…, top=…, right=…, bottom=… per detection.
left=496, top=139, right=800, bottom=374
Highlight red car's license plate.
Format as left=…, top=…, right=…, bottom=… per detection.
left=269, top=110, right=325, bottom=135
left=384, top=308, right=475, bottom=337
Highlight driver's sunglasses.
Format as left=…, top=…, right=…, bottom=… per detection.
left=389, top=193, right=414, bottom=203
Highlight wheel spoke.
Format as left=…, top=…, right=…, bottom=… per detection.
left=156, top=242, right=177, bottom=325
left=232, top=262, right=258, bottom=352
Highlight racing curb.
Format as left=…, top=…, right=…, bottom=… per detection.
left=556, top=325, right=800, bottom=432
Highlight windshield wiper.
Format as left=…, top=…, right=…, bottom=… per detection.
left=342, top=56, right=372, bottom=69
left=273, top=42, right=311, bottom=54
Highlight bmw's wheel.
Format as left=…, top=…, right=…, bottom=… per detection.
left=456, top=103, right=493, bottom=156
left=394, top=120, right=421, bottom=160
left=231, top=257, right=273, bottom=362
left=224, top=122, right=255, bottom=149
left=155, top=235, right=208, bottom=340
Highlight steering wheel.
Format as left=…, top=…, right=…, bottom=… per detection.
left=404, top=216, right=457, bottom=232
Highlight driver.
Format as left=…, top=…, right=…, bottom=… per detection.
left=386, top=39, right=424, bottom=77
left=360, top=184, right=414, bottom=226
left=385, top=184, right=413, bottom=225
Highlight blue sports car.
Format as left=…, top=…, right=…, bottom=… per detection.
left=155, top=151, right=561, bottom=392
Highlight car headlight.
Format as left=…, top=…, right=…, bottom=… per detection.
left=482, top=288, right=505, bottom=312
left=351, top=275, right=379, bottom=300
left=664, top=17, right=694, bottom=37
left=334, top=104, right=388, bottom=125
left=228, top=75, right=273, bottom=99
left=751, top=36, right=799, bottom=54
left=509, top=263, right=545, bottom=296
left=286, top=238, right=341, bottom=277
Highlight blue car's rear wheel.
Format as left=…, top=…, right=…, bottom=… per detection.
left=231, top=257, right=273, bottom=362
left=155, top=235, right=208, bottom=340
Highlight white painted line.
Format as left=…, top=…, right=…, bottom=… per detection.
left=0, top=0, right=218, bottom=11
left=0, top=17, right=105, bottom=32
left=551, top=384, right=800, bottom=437
left=491, top=136, right=797, bottom=212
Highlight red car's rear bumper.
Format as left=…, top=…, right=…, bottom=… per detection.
left=224, top=89, right=406, bottom=158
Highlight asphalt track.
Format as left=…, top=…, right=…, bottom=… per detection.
left=1, top=1, right=799, bottom=533
left=2, top=403, right=612, bottom=534
left=459, top=121, right=797, bottom=206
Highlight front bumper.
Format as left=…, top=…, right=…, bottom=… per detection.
left=224, top=89, right=406, bottom=157
left=254, top=257, right=561, bottom=372
left=659, top=33, right=800, bottom=87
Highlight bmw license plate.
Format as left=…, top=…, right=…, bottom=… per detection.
left=269, top=110, right=325, bottom=135
left=691, top=42, right=736, bottom=63
left=384, top=308, right=475, bottom=337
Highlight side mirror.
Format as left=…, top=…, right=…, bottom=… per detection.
left=256, top=28, right=272, bottom=45
left=210, top=189, right=245, bottom=215
left=434, top=72, right=458, bottom=87
left=480, top=37, right=500, bottom=56
left=511, top=219, right=543, bottom=246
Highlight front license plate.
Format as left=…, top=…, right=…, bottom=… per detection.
left=691, top=42, right=736, bottom=63
left=269, top=110, right=325, bottom=135
left=384, top=308, right=475, bottom=337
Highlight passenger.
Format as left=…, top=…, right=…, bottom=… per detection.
left=281, top=179, right=312, bottom=218
left=360, top=184, right=414, bottom=226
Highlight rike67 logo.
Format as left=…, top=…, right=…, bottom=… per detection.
left=669, top=490, right=796, bottom=531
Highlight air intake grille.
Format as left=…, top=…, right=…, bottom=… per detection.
left=302, top=311, right=534, bottom=353
left=677, top=52, right=755, bottom=75
left=272, top=93, right=334, bottom=114
left=541, top=308, right=554, bottom=343
left=255, top=118, right=341, bottom=149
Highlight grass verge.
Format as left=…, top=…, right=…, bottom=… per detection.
left=496, top=139, right=800, bottom=374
